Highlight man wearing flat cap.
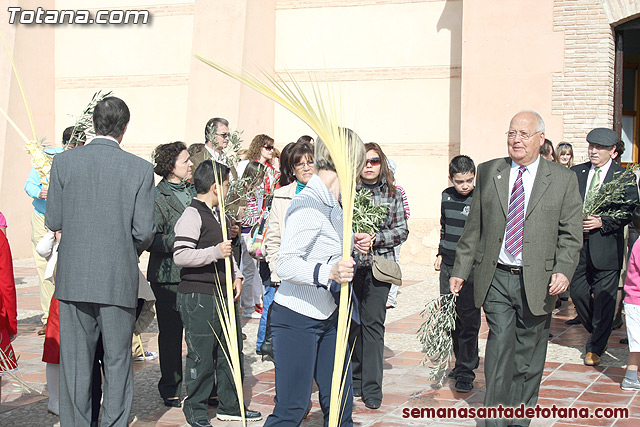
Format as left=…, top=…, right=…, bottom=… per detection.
left=570, top=128, right=639, bottom=366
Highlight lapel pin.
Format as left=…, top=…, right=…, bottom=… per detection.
left=497, top=175, right=502, bottom=179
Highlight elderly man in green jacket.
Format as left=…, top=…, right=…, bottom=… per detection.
left=450, top=111, right=583, bottom=427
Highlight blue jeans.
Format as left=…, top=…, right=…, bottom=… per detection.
left=256, top=261, right=272, bottom=351
left=257, top=285, right=276, bottom=351
left=264, top=303, right=353, bottom=427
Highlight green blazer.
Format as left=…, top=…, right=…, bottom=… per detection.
left=451, top=157, right=583, bottom=316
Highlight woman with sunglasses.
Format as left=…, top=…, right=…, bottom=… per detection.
left=237, top=134, right=280, bottom=319
left=350, top=142, right=409, bottom=410
left=243, top=134, right=279, bottom=194
left=555, top=142, right=574, bottom=168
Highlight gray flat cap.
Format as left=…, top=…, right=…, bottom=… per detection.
left=586, top=128, right=619, bottom=147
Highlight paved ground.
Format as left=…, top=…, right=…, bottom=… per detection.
left=1, top=259, right=639, bottom=426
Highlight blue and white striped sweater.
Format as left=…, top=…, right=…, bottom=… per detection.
left=274, top=174, right=345, bottom=320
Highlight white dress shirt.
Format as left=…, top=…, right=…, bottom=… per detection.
left=498, top=155, right=541, bottom=266
left=204, top=144, right=221, bottom=161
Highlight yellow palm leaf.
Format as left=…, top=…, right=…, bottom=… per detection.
left=0, top=28, right=38, bottom=142
left=212, top=165, right=246, bottom=426
left=1, top=28, right=51, bottom=185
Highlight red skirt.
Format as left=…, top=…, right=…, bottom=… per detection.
left=42, top=295, right=60, bottom=364
left=0, top=324, right=17, bottom=373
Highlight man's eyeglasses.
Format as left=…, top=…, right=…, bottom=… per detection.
left=294, top=161, right=314, bottom=169
left=263, top=145, right=274, bottom=150
left=366, top=157, right=381, bottom=166
left=506, top=131, right=541, bottom=141
left=216, top=133, right=229, bottom=139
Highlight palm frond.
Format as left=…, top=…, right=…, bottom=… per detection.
left=0, top=28, right=38, bottom=141
left=0, top=28, right=52, bottom=185
left=0, top=335, right=41, bottom=394
left=212, top=166, right=246, bottom=426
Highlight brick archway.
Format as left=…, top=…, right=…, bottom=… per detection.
left=551, top=0, right=640, bottom=160
left=600, top=0, right=640, bottom=25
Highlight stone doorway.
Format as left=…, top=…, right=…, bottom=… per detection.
left=615, top=17, right=640, bottom=164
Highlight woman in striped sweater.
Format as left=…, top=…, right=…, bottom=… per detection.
left=263, top=130, right=372, bottom=426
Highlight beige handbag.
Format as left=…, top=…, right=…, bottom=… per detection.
left=372, top=255, right=402, bottom=286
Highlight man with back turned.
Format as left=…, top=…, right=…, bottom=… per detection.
left=46, top=96, right=155, bottom=426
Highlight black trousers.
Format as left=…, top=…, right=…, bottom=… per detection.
left=177, top=292, right=243, bottom=424
left=439, top=263, right=481, bottom=381
left=570, top=241, right=620, bottom=355
left=151, top=282, right=184, bottom=399
left=349, top=266, right=389, bottom=402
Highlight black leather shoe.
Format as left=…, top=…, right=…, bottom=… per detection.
left=364, top=399, right=381, bottom=410
left=163, top=397, right=181, bottom=408
left=455, top=380, right=473, bottom=393
left=565, top=316, right=580, bottom=325
left=353, top=389, right=362, bottom=398
left=207, top=397, right=219, bottom=407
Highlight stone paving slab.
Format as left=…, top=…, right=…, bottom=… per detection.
left=0, top=259, right=638, bottom=426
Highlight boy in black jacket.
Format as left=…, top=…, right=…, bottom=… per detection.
left=434, top=155, right=481, bottom=393
left=173, top=160, right=262, bottom=426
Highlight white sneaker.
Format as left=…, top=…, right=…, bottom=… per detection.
left=621, top=377, right=640, bottom=390
left=133, top=351, right=158, bottom=361
left=216, top=408, right=263, bottom=421
left=242, top=311, right=262, bottom=319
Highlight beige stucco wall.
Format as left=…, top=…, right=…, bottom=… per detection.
left=460, top=0, right=564, bottom=164
left=275, top=0, right=462, bottom=265
left=55, top=0, right=275, bottom=158
left=4, top=0, right=640, bottom=262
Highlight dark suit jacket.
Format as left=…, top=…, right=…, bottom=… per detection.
left=452, top=157, right=583, bottom=316
left=571, top=161, right=639, bottom=270
left=45, top=138, right=155, bottom=308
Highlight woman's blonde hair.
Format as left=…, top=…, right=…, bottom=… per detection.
left=314, top=128, right=366, bottom=174
left=555, top=142, right=574, bottom=167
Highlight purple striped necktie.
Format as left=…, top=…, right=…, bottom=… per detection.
left=505, top=166, right=526, bottom=257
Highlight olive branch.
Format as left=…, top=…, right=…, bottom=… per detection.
left=583, top=164, right=639, bottom=220
left=352, top=188, right=388, bottom=234
left=417, top=293, right=457, bottom=386
left=67, top=90, right=112, bottom=148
